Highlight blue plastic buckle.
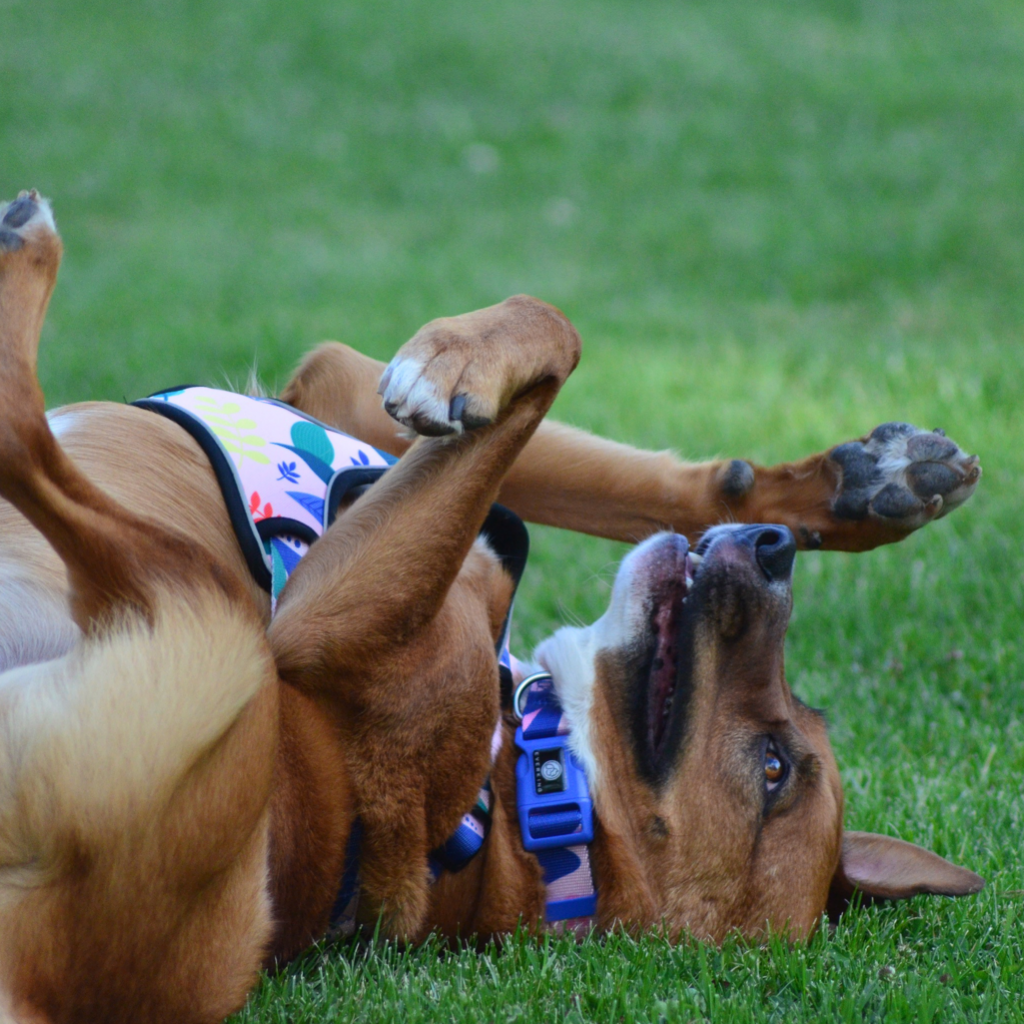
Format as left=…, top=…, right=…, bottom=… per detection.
left=514, top=727, right=594, bottom=853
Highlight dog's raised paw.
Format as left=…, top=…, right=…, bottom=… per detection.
left=378, top=343, right=500, bottom=436
left=379, top=296, right=580, bottom=437
left=378, top=354, right=473, bottom=436
left=0, top=190, right=57, bottom=253
left=830, top=422, right=980, bottom=530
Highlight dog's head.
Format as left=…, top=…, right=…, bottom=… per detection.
left=534, top=525, right=982, bottom=939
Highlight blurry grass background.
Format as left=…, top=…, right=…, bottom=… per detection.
left=3, top=0, right=1023, bottom=1019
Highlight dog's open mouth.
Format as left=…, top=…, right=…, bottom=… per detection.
left=645, top=549, right=702, bottom=761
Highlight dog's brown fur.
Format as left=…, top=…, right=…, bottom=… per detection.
left=0, top=194, right=983, bottom=1024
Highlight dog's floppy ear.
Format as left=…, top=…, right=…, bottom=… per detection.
left=827, top=830, right=984, bottom=922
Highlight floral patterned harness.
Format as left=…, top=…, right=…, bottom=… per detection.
left=134, top=386, right=398, bottom=609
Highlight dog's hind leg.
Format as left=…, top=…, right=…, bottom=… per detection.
left=0, top=193, right=278, bottom=1024
left=269, top=296, right=580, bottom=938
left=0, top=195, right=250, bottom=628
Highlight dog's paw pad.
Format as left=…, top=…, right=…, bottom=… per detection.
left=830, top=423, right=980, bottom=530
left=718, top=459, right=755, bottom=498
left=0, top=190, right=57, bottom=252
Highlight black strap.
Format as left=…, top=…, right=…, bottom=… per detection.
left=134, top=397, right=275, bottom=591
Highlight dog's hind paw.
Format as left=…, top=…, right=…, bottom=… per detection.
left=830, top=423, right=980, bottom=530
left=0, top=190, right=57, bottom=253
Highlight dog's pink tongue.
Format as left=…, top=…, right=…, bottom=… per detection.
left=648, top=584, right=684, bottom=750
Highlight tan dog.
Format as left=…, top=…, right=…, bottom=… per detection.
left=0, top=193, right=984, bottom=1024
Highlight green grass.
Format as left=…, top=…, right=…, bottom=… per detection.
left=4, top=0, right=1024, bottom=1019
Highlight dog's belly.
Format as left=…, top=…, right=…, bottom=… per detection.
left=0, top=402, right=269, bottom=670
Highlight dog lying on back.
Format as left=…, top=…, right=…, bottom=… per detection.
left=0, top=193, right=984, bottom=1024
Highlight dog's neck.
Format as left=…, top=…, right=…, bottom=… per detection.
left=420, top=665, right=607, bottom=940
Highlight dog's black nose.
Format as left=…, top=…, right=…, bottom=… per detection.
left=696, top=523, right=798, bottom=582
left=748, top=525, right=796, bottom=581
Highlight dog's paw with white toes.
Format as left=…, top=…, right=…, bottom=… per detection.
left=0, top=190, right=57, bottom=253
left=378, top=295, right=582, bottom=437
left=378, top=355, right=472, bottom=437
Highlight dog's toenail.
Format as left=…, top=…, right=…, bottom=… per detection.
left=449, top=394, right=467, bottom=423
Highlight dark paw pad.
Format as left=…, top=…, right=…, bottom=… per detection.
left=0, top=190, right=53, bottom=252
left=833, top=487, right=872, bottom=520
left=829, top=421, right=980, bottom=531
left=906, top=432, right=959, bottom=462
left=905, top=462, right=963, bottom=499
left=2, top=195, right=38, bottom=229
left=830, top=443, right=881, bottom=490
left=869, top=422, right=916, bottom=444
left=869, top=483, right=920, bottom=519
left=0, top=227, right=23, bottom=252
left=720, top=459, right=755, bottom=498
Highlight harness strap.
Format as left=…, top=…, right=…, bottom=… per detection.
left=133, top=387, right=396, bottom=601
left=429, top=781, right=493, bottom=878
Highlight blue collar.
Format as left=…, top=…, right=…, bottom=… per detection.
left=514, top=673, right=598, bottom=924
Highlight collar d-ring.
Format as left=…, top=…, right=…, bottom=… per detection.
left=513, top=671, right=554, bottom=719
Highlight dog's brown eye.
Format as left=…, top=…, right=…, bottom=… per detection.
left=764, top=751, right=784, bottom=784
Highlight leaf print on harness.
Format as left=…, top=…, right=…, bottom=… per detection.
left=273, top=420, right=375, bottom=484
left=194, top=395, right=271, bottom=465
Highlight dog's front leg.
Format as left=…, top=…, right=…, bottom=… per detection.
left=269, top=295, right=580, bottom=939
left=496, top=421, right=981, bottom=552
left=280, top=322, right=978, bottom=553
